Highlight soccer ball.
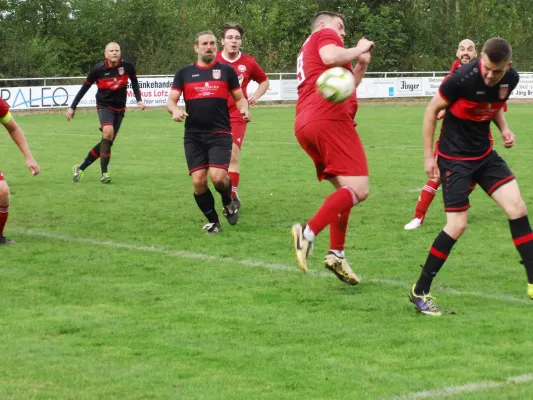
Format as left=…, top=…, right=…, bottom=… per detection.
left=316, top=67, right=355, bottom=103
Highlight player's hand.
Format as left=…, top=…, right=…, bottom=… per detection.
left=356, top=37, right=374, bottom=53
left=137, top=101, right=147, bottom=111
left=248, top=94, right=258, bottom=106
left=172, top=109, right=188, bottom=122
left=501, top=129, right=515, bottom=148
left=65, top=108, right=75, bottom=122
left=241, top=108, right=252, bottom=122
left=26, top=157, right=40, bottom=176
left=424, top=156, right=439, bottom=179
left=436, top=110, right=446, bottom=120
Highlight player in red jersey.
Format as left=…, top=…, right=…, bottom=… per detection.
left=0, top=98, right=40, bottom=245
left=214, top=23, right=269, bottom=210
left=404, top=39, right=478, bottom=230
left=290, top=11, right=374, bottom=285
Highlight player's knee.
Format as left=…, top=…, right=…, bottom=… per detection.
left=211, top=177, right=228, bottom=192
left=102, top=127, right=114, bottom=140
left=506, top=198, right=527, bottom=219
left=446, top=219, right=467, bottom=238
left=192, top=177, right=208, bottom=193
left=0, top=182, right=10, bottom=204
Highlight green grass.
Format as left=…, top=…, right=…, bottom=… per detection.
left=1, top=104, right=533, bottom=399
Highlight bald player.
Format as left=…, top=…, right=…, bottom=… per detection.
left=67, top=42, right=146, bottom=184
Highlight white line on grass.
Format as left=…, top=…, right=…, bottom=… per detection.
left=13, top=229, right=531, bottom=304
left=384, top=373, right=533, bottom=399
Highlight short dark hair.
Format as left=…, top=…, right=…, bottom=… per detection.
left=482, top=38, right=512, bottom=63
left=220, top=23, right=245, bottom=39
left=311, top=11, right=345, bottom=31
left=195, top=30, right=215, bottom=45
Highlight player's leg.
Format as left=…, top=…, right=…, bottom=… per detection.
left=404, top=177, right=441, bottom=230
left=207, top=134, right=237, bottom=225
left=99, top=107, right=117, bottom=183
left=72, top=108, right=105, bottom=182
left=320, top=175, right=368, bottom=284
left=227, top=119, right=246, bottom=208
left=480, top=153, right=533, bottom=299
left=409, top=157, right=472, bottom=315
left=292, top=121, right=367, bottom=278
left=0, top=174, right=14, bottom=244
left=186, top=133, right=221, bottom=234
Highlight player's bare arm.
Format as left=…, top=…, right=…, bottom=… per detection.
left=3, top=118, right=40, bottom=176
left=353, top=52, right=371, bottom=88
left=248, top=79, right=270, bottom=106
left=319, top=38, right=374, bottom=67
left=65, top=108, right=76, bottom=121
left=166, top=90, right=188, bottom=122
left=231, top=88, right=251, bottom=122
left=493, top=108, right=515, bottom=148
left=423, top=93, right=448, bottom=179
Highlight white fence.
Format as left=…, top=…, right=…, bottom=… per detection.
left=2, top=72, right=533, bottom=110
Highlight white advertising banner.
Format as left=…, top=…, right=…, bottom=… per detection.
left=2, top=74, right=533, bottom=109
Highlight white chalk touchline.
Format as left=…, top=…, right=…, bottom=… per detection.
left=383, top=373, right=533, bottom=400
left=12, top=229, right=530, bottom=304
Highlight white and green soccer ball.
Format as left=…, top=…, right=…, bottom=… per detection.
left=316, top=67, right=355, bottom=103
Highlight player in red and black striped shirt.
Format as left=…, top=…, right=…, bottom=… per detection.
left=66, top=42, right=146, bottom=184
left=404, top=39, right=478, bottom=230
left=408, top=38, right=533, bottom=315
left=167, top=31, right=251, bottom=234
left=0, top=98, right=40, bottom=245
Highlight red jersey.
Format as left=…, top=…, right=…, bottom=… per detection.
left=295, top=28, right=354, bottom=131
left=450, top=59, right=462, bottom=73
left=214, top=51, right=268, bottom=110
left=0, top=98, right=10, bottom=119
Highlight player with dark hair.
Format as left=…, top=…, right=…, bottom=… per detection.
left=291, top=11, right=374, bottom=284
left=67, top=42, right=146, bottom=184
left=167, top=30, right=251, bottom=234
left=215, top=23, right=269, bottom=209
left=404, top=39, right=478, bottom=230
left=408, top=38, right=533, bottom=316
left=0, top=98, right=40, bottom=244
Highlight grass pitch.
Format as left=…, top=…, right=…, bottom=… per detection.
left=1, top=104, right=533, bottom=399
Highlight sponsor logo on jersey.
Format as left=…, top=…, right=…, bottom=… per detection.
left=499, top=84, right=509, bottom=99
left=238, top=74, right=244, bottom=85
left=212, top=69, right=221, bottom=79
left=118, top=67, right=125, bottom=76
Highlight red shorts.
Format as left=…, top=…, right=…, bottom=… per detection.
left=295, top=120, right=368, bottom=181
left=230, top=116, right=247, bottom=149
left=0, top=171, right=4, bottom=181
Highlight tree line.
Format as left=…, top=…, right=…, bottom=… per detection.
left=0, top=0, right=532, bottom=79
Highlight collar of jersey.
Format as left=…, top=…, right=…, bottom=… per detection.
left=220, top=51, right=242, bottom=63
left=195, top=61, right=218, bottom=69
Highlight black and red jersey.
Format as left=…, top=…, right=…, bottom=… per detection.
left=70, top=59, right=142, bottom=111
left=172, top=61, right=240, bottom=134
left=437, top=60, right=519, bottom=160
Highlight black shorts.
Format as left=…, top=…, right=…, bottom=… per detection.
left=184, top=132, right=232, bottom=174
left=97, top=106, right=125, bottom=136
left=438, top=150, right=515, bottom=212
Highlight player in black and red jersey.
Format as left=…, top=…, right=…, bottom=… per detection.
left=167, top=31, right=251, bottom=234
left=0, top=98, right=40, bottom=245
left=404, top=39, right=478, bottom=230
left=66, top=42, right=146, bottom=184
left=408, top=38, right=533, bottom=316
